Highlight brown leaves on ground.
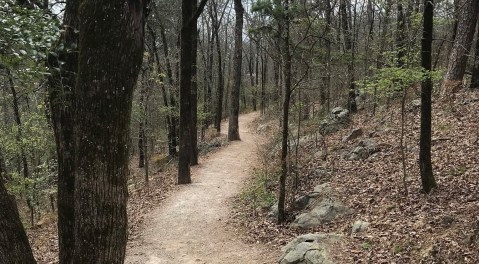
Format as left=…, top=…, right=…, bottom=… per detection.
left=232, top=90, right=479, bottom=263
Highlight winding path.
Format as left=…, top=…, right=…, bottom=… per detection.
left=125, top=112, right=276, bottom=264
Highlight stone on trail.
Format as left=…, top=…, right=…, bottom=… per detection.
left=351, top=220, right=370, bottom=233
left=279, top=233, right=341, bottom=264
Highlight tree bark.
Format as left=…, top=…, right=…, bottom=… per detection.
left=419, top=0, right=437, bottom=194
left=444, top=0, right=479, bottom=85
left=212, top=0, right=225, bottom=133
left=73, top=0, right=149, bottom=262
left=0, top=176, right=36, bottom=263
left=228, top=0, right=244, bottom=141
left=46, top=0, right=79, bottom=260
left=178, top=0, right=195, bottom=184
left=340, top=0, right=357, bottom=113
left=190, top=0, right=199, bottom=166
left=278, top=0, right=291, bottom=224
left=470, top=20, right=479, bottom=89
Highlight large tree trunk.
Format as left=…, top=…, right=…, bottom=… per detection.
left=228, top=0, right=244, bottom=141
left=444, top=0, right=479, bottom=88
left=46, top=0, right=79, bottom=260
left=419, top=0, right=437, bottom=194
left=72, top=0, right=148, bottom=262
left=470, top=20, right=479, bottom=89
left=178, top=0, right=195, bottom=184
left=0, top=176, right=36, bottom=263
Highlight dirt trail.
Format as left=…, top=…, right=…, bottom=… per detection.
left=126, top=112, right=276, bottom=264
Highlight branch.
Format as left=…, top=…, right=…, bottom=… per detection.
left=189, top=0, right=209, bottom=27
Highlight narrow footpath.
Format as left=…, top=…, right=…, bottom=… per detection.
left=126, top=112, right=276, bottom=264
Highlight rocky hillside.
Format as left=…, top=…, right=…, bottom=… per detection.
left=233, top=90, right=479, bottom=263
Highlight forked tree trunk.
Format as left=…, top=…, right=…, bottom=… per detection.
left=73, top=0, right=149, bottom=262
left=228, top=0, right=244, bottom=141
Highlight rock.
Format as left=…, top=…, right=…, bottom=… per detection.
left=352, top=220, right=370, bottom=233
left=345, top=139, right=379, bottom=160
left=308, top=183, right=332, bottom=199
left=411, top=99, right=421, bottom=108
left=268, top=204, right=278, bottom=220
left=331, top=107, right=349, bottom=122
left=279, top=233, right=341, bottom=264
left=292, top=200, right=349, bottom=229
left=359, top=138, right=379, bottom=153
left=331, top=107, right=344, bottom=115
left=319, top=107, right=350, bottom=135
left=319, top=121, right=342, bottom=135
left=293, top=195, right=310, bottom=210
left=342, top=128, right=363, bottom=142
left=347, top=146, right=368, bottom=160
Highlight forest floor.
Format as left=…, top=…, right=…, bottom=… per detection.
left=125, top=112, right=277, bottom=264
left=233, top=90, right=479, bottom=263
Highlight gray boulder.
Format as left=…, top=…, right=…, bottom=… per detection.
left=292, top=200, right=349, bottom=229
left=330, top=107, right=349, bottom=122
left=293, top=195, right=310, bottom=210
left=352, top=220, right=370, bottom=233
left=308, top=183, right=332, bottom=199
left=345, top=139, right=379, bottom=160
left=342, top=128, right=363, bottom=142
left=359, top=138, right=378, bottom=153
left=279, top=233, right=341, bottom=264
left=268, top=204, right=278, bottom=220
left=319, top=107, right=350, bottom=135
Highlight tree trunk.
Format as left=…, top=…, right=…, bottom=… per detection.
left=470, top=21, right=479, bottom=89
left=138, top=91, right=145, bottom=168
left=0, top=176, right=36, bottom=263
left=213, top=2, right=225, bottom=133
left=46, top=0, right=79, bottom=260
left=228, top=0, right=244, bottom=141
left=73, top=0, right=149, bottom=262
left=190, top=0, right=199, bottom=166
left=148, top=24, right=177, bottom=157
left=278, top=0, right=291, bottom=224
left=6, top=68, right=34, bottom=226
left=444, top=0, right=479, bottom=86
left=159, top=21, right=179, bottom=157
left=419, top=0, right=437, bottom=194
left=178, top=0, right=195, bottom=184
left=341, top=0, right=357, bottom=113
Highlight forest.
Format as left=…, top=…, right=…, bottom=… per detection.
left=0, top=0, right=478, bottom=263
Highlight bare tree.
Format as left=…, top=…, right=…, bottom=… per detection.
left=228, top=0, right=244, bottom=141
